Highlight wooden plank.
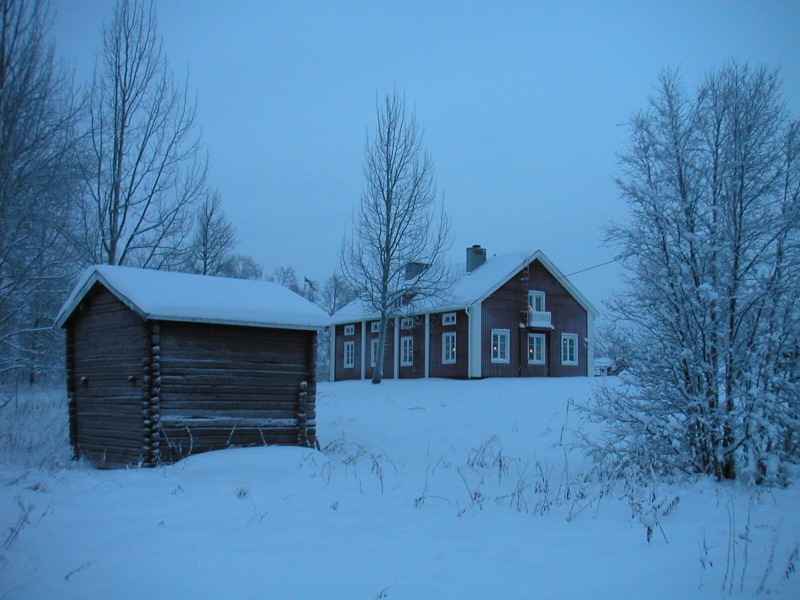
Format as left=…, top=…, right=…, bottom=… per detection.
left=160, top=402, right=301, bottom=413
left=161, top=417, right=297, bottom=428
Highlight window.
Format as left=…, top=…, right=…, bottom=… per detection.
left=344, top=324, right=354, bottom=336
left=371, top=338, right=379, bottom=367
left=443, top=312, right=456, bottom=326
left=528, top=291, right=545, bottom=312
left=528, top=333, right=546, bottom=364
left=442, top=332, right=457, bottom=364
left=344, top=341, right=355, bottom=368
left=401, top=317, right=414, bottom=329
left=561, top=334, right=578, bottom=365
left=371, top=321, right=381, bottom=333
left=491, top=329, right=510, bottom=363
left=401, top=337, right=413, bottom=366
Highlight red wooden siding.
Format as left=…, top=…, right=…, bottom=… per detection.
left=481, top=259, right=587, bottom=377
left=398, top=316, right=425, bottom=378
left=334, top=322, right=362, bottom=381
left=366, top=320, right=396, bottom=380
left=428, top=310, right=469, bottom=379
left=331, top=257, right=591, bottom=381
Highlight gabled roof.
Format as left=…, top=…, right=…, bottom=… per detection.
left=331, top=249, right=599, bottom=323
left=55, top=265, right=330, bottom=330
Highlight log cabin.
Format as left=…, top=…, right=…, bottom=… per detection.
left=330, top=247, right=599, bottom=380
left=55, top=265, right=329, bottom=468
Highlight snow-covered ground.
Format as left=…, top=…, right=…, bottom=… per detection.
left=1, top=378, right=798, bottom=598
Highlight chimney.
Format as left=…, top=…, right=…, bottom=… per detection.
left=466, top=245, right=487, bottom=273
left=405, top=261, right=428, bottom=280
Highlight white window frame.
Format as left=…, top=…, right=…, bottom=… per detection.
left=442, top=332, right=457, bottom=364
left=491, top=329, right=510, bottom=363
left=528, top=290, right=546, bottom=312
left=442, top=312, right=457, bottom=326
left=370, top=338, right=379, bottom=368
left=527, top=333, right=546, bottom=365
left=561, top=333, right=578, bottom=366
left=344, top=341, right=355, bottom=368
left=370, top=321, right=381, bottom=333
left=401, top=317, right=414, bottom=329
left=400, top=336, right=413, bottom=367
left=344, top=324, right=355, bottom=336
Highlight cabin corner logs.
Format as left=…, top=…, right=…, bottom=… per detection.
left=64, top=284, right=318, bottom=468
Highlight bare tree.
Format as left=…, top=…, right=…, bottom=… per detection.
left=0, top=0, right=80, bottom=381
left=316, top=272, right=355, bottom=381
left=219, top=254, right=263, bottom=280
left=267, top=266, right=301, bottom=293
left=341, top=90, right=452, bottom=383
left=587, top=63, right=800, bottom=484
left=185, top=189, right=236, bottom=276
left=320, top=273, right=356, bottom=316
left=79, top=0, right=206, bottom=269
left=265, top=266, right=319, bottom=302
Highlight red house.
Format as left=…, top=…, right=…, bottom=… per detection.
left=330, top=246, right=598, bottom=380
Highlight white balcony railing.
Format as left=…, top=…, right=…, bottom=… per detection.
left=527, top=310, right=553, bottom=329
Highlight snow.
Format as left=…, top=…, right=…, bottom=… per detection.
left=332, top=249, right=598, bottom=322
left=54, top=265, right=330, bottom=330
left=2, top=378, right=799, bottom=598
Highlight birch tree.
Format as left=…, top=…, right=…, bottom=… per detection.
left=0, top=0, right=80, bottom=381
left=588, top=63, right=800, bottom=484
left=79, top=0, right=206, bottom=269
left=341, top=90, right=452, bottom=383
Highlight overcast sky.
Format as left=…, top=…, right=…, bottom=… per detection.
left=51, top=1, right=800, bottom=309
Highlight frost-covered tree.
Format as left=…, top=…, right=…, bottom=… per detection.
left=0, top=0, right=80, bottom=381
left=341, top=90, right=452, bottom=383
left=79, top=0, right=206, bottom=269
left=589, top=63, right=800, bottom=484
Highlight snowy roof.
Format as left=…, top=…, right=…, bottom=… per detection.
left=331, top=249, right=598, bottom=323
left=55, top=265, right=330, bottom=330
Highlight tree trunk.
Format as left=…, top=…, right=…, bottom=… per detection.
left=371, top=313, right=389, bottom=384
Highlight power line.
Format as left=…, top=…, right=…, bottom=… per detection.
left=559, top=259, right=617, bottom=280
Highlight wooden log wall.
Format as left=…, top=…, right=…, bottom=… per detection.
left=303, top=329, right=318, bottom=447
left=157, top=321, right=316, bottom=463
left=68, top=285, right=148, bottom=467
left=142, top=323, right=161, bottom=466
left=65, top=328, right=78, bottom=458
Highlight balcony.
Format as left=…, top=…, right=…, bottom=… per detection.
left=526, top=310, right=553, bottom=329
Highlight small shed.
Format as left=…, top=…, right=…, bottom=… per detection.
left=55, top=265, right=330, bottom=468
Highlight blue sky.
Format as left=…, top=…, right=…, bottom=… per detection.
left=52, top=1, right=800, bottom=307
